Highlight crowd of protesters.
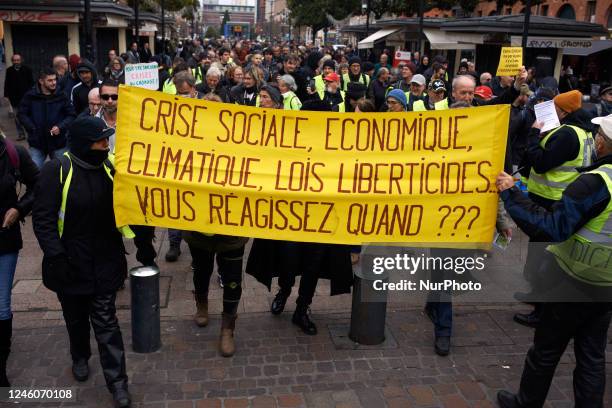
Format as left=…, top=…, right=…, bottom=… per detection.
left=0, top=36, right=611, bottom=408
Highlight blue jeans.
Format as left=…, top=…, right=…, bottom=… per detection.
left=29, top=146, right=69, bottom=169
left=425, top=299, right=452, bottom=337
left=0, top=252, right=18, bottom=320
left=168, top=229, right=182, bottom=247
left=425, top=248, right=457, bottom=338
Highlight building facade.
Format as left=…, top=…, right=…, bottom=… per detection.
left=202, top=0, right=255, bottom=36
left=0, top=0, right=161, bottom=73
left=425, top=0, right=612, bottom=30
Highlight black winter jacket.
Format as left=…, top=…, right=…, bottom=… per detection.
left=229, top=84, right=259, bottom=106
left=70, top=61, right=101, bottom=115
left=17, top=85, right=76, bottom=154
left=196, top=82, right=230, bottom=103
left=33, top=154, right=127, bottom=295
left=0, top=139, right=39, bottom=254
left=525, top=109, right=595, bottom=176
left=501, top=154, right=611, bottom=243
left=4, top=65, right=34, bottom=107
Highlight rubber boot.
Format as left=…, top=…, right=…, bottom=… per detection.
left=193, top=292, right=208, bottom=327
left=219, top=313, right=237, bottom=357
left=0, top=317, right=12, bottom=387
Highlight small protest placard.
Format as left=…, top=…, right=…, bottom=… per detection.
left=496, top=47, right=523, bottom=76
left=393, top=51, right=411, bottom=67
left=125, top=62, right=159, bottom=90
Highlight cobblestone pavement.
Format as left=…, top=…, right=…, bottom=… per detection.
left=1, top=67, right=611, bottom=408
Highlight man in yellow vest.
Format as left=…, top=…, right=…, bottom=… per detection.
left=32, top=116, right=132, bottom=408
left=317, top=72, right=346, bottom=112
left=312, top=59, right=335, bottom=95
left=514, top=90, right=595, bottom=328
left=405, top=74, right=428, bottom=111
left=494, top=113, right=612, bottom=408
left=413, top=79, right=448, bottom=111
left=341, top=56, right=370, bottom=92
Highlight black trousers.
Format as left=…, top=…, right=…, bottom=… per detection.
left=517, top=301, right=611, bottom=408
left=131, top=225, right=156, bottom=266
left=277, top=242, right=323, bottom=307
left=57, top=293, right=128, bottom=390
left=188, top=244, right=244, bottom=315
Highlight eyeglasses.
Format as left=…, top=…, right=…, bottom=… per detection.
left=101, top=94, right=118, bottom=101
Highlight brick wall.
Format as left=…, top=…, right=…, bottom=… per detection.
left=425, top=0, right=611, bottom=27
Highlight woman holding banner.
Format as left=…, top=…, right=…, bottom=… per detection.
left=246, top=88, right=353, bottom=335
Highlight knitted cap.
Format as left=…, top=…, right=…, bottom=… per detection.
left=553, top=90, right=582, bottom=113
left=322, top=59, right=336, bottom=70
left=387, top=89, right=407, bottom=109
left=348, top=56, right=361, bottom=66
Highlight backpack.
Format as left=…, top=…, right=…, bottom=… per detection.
left=3, top=137, right=21, bottom=181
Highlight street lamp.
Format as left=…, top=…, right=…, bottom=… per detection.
left=134, top=0, right=139, bottom=41
left=521, top=0, right=533, bottom=49
left=84, top=0, right=94, bottom=61
left=161, top=0, right=165, bottom=58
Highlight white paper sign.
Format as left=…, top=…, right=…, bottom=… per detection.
left=125, top=62, right=159, bottom=90
left=534, top=100, right=560, bottom=133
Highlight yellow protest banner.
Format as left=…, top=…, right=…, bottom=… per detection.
left=496, top=47, right=523, bottom=76
left=113, top=86, right=509, bottom=245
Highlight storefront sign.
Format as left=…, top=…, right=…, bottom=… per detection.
left=511, top=36, right=593, bottom=49
left=0, top=11, right=79, bottom=23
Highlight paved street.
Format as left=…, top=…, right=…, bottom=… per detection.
left=1, top=68, right=611, bottom=408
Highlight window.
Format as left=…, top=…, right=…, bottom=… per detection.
left=557, top=4, right=576, bottom=20
left=541, top=5, right=549, bottom=16
left=505, top=7, right=512, bottom=15
left=586, top=1, right=597, bottom=22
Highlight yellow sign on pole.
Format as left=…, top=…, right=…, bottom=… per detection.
left=496, top=47, right=523, bottom=76
left=113, top=86, right=509, bottom=246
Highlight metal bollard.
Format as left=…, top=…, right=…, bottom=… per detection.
left=349, top=261, right=388, bottom=345
left=130, top=266, right=161, bottom=353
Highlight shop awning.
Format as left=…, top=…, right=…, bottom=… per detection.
left=510, top=36, right=612, bottom=56
left=358, top=27, right=401, bottom=49
left=105, top=14, right=128, bottom=27
left=139, top=23, right=157, bottom=35
left=564, top=40, right=612, bottom=56
left=424, top=29, right=484, bottom=50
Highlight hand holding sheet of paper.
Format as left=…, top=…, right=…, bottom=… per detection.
left=496, top=47, right=523, bottom=76
left=534, top=100, right=561, bottom=133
